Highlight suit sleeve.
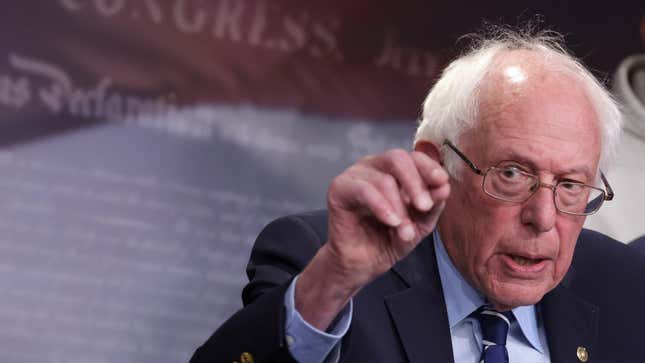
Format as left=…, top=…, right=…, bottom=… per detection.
left=189, top=213, right=327, bottom=363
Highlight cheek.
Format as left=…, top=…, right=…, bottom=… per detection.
left=547, top=217, right=583, bottom=285
left=462, top=212, right=517, bottom=280
left=553, top=222, right=581, bottom=274
left=454, top=185, right=521, bottom=259
left=471, top=199, right=521, bottom=241
left=552, top=242, right=576, bottom=285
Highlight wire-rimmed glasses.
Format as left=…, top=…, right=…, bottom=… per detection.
left=443, top=140, right=614, bottom=216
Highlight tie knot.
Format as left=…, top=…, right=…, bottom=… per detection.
left=475, top=307, right=513, bottom=347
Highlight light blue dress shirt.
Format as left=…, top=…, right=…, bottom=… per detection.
left=284, top=275, right=352, bottom=363
left=433, top=230, right=550, bottom=362
left=284, top=230, right=551, bottom=362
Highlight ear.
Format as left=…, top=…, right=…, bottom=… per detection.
left=414, top=140, right=443, bottom=164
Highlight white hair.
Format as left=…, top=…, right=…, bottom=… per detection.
left=414, top=28, right=623, bottom=180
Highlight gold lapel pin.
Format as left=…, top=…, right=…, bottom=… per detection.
left=577, top=346, right=588, bottom=362
left=240, top=352, right=254, bottom=363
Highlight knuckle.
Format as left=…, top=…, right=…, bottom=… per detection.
left=357, top=154, right=377, bottom=165
left=329, top=174, right=347, bottom=192
left=356, top=180, right=375, bottom=200
left=385, top=148, right=408, bottom=161
left=386, top=149, right=414, bottom=175
left=378, top=174, right=398, bottom=192
left=355, top=179, right=375, bottom=197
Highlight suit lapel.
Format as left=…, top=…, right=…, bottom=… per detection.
left=541, top=282, right=599, bottom=363
left=385, top=235, right=454, bottom=363
left=383, top=233, right=601, bottom=363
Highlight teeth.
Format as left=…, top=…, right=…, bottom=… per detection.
left=512, top=255, right=534, bottom=266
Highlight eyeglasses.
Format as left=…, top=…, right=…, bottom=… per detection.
left=443, top=140, right=614, bottom=216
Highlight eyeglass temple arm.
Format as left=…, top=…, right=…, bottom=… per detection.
left=600, top=171, right=614, bottom=201
left=443, top=139, right=614, bottom=201
left=443, top=140, right=484, bottom=175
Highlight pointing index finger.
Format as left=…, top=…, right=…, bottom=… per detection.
left=411, top=151, right=449, bottom=188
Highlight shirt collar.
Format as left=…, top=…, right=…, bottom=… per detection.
left=433, top=229, right=546, bottom=354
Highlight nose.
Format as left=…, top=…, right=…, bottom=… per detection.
left=521, top=182, right=557, bottom=233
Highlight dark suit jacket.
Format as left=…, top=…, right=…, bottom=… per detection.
left=191, top=210, right=645, bottom=363
left=631, top=235, right=645, bottom=254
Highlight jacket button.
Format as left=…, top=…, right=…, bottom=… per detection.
left=577, top=346, right=588, bottom=362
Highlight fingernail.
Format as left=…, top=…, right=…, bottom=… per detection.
left=416, top=193, right=433, bottom=211
left=399, top=224, right=415, bottom=242
left=387, top=213, right=402, bottom=226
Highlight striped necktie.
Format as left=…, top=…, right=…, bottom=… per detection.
left=474, top=307, right=513, bottom=363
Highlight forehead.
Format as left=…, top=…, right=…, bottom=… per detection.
left=464, top=51, right=602, bottom=177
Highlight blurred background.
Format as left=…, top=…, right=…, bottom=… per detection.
left=0, top=1, right=643, bottom=362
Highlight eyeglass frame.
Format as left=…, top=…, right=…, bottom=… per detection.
left=442, top=139, right=614, bottom=216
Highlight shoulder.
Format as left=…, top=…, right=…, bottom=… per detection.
left=573, top=229, right=639, bottom=266
left=630, top=235, right=645, bottom=254
left=572, top=228, right=644, bottom=273
left=574, top=228, right=631, bottom=258
left=258, top=210, right=329, bottom=242
left=249, top=210, right=329, bottom=260
left=242, top=210, right=329, bottom=303
left=567, top=228, right=645, bottom=299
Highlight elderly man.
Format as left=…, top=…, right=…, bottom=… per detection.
left=191, top=30, right=645, bottom=363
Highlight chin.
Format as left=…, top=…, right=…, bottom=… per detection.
left=487, top=284, right=549, bottom=310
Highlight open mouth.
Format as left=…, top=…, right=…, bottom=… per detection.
left=503, top=253, right=549, bottom=274
left=510, top=255, right=544, bottom=266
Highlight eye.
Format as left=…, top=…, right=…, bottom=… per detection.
left=500, top=166, right=523, bottom=180
left=559, top=181, right=584, bottom=193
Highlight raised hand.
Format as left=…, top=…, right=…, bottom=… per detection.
left=296, top=147, right=450, bottom=330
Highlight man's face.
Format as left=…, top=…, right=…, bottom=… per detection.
left=438, top=54, right=602, bottom=310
